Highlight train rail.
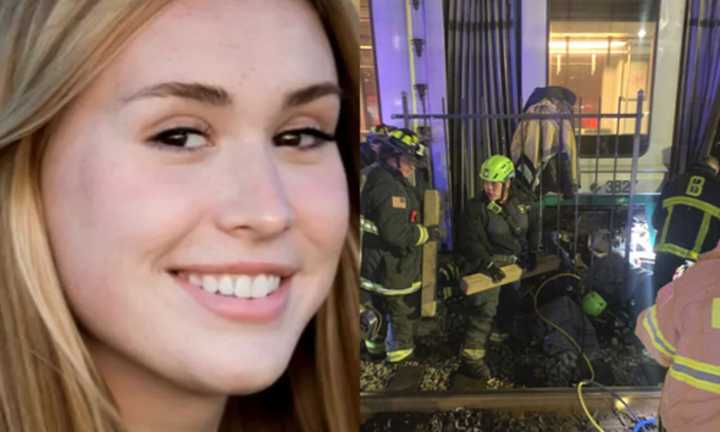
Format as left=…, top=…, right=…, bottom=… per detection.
left=362, top=387, right=661, bottom=430
left=362, top=387, right=660, bottom=415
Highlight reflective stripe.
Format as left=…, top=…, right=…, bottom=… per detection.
left=656, top=195, right=720, bottom=259
left=364, top=340, right=385, bottom=354
left=663, top=196, right=720, bottom=219
left=656, top=243, right=699, bottom=261
left=360, top=277, right=422, bottom=296
left=693, top=212, right=712, bottom=255
left=416, top=225, right=429, bottom=245
left=658, top=206, right=673, bottom=246
left=670, top=355, right=720, bottom=394
left=713, top=298, right=720, bottom=329
left=462, top=348, right=486, bottom=361
left=642, top=306, right=677, bottom=358
left=360, top=217, right=379, bottom=235
left=387, top=347, right=414, bottom=363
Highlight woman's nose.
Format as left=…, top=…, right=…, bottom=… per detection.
left=214, top=148, right=295, bottom=239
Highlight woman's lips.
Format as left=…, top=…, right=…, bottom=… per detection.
left=172, top=271, right=292, bottom=322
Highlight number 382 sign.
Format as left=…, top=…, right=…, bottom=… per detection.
left=604, top=180, right=632, bottom=193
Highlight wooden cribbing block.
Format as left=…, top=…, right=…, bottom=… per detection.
left=462, top=255, right=562, bottom=296
left=421, top=189, right=440, bottom=317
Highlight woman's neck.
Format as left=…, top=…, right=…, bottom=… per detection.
left=88, top=339, right=227, bottom=432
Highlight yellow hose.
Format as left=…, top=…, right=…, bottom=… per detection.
left=578, top=380, right=605, bottom=432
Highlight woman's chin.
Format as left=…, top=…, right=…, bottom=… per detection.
left=184, top=355, right=292, bottom=396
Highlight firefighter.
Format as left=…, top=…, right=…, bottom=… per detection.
left=635, top=241, right=720, bottom=431
left=360, top=124, right=396, bottom=169
left=455, top=155, right=539, bottom=380
left=360, top=128, right=439, bottom=363
left=652, top=156, right=720, bottom=294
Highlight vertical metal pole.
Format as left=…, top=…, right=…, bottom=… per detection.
left=610, top=96, right=623, bottom=234
left=537, top=115, right=544, bottom=256
left=624, top=90, right=645, bottom=263
left=557, top=118, right=563, bottom=237
left=573, top=105, right=581, bottom=260
left=594, top=96, right=602, bottom=190
left=442, top=98, right=452, bottom=200
left=401, top=91, right=410, bottom=129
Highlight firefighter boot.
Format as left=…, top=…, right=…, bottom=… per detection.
left=459, top=357, right=492, bottom=381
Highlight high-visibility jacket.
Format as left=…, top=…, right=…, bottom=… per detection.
left=635, top=242, right=720, bottom=431
left=360, top=162, right=429, bottom=296
left=653, top=164, right=720, bottom=262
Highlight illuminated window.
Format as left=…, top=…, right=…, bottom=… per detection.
left=360, top=0, right=380, bottom=136
left=548, top=0, right=659, bottom=157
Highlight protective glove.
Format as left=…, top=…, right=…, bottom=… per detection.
left=427, top=225, right=442, bottom=242
left=485, top=262, right=506, bottom=283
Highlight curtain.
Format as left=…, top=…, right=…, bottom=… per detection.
left=444, top=0, right=522, bottom=214
left=672, top=0, right=720, bottom=175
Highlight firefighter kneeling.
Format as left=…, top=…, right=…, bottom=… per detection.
left=455, top=155, right=539, bottom=381
left=360, top=128, right=439, bottom=363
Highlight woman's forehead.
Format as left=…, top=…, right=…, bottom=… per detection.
left=95, top=0, right=338, bottom=111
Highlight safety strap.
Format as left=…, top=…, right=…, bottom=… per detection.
left=360, top=277, right=422, bottom=296
left=492, top=199, right=525, bottom=239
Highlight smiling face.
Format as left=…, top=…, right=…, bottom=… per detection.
left=41, top=0, right=348, bottom=403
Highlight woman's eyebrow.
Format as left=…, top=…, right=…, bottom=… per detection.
left=120, top=81, right=341, bottom=108
left=283, top=82, right=342, bottom=108
left=121, top=82, right=232, bottom=106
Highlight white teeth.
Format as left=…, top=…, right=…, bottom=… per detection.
left=218, top=275, right=234, bottom=295
left=184, top=273, right=281, bottom=299
left=202, top=275, right=218, bottom=294
left=234, top=275, right=252, bottom=298
left=251, top=275, right=270, bottom=298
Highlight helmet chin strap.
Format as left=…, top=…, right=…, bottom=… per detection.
left=499, top=181, right=511, bottom=203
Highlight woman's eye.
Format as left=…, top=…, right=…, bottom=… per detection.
left=273, top=128, right=336, bottom=150
left=150, top=127, right=209, bottom=151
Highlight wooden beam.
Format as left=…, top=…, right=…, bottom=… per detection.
left=462, top=255, right=562, bottom=296
left=421, top=190, right=440, bottom=317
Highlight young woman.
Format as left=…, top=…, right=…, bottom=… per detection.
left=0, top=1, right=359, bottom=431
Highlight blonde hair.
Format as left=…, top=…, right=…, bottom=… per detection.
left=0, top=1, right=359, bottom=431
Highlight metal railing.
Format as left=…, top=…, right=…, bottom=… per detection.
left=390, top=90, right=646, bottom=263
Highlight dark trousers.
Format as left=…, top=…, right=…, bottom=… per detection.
left=464, top=287, right=500, bottom=351
left=653, top=252, right=686, bottom=295
left=366, top=292, right=417, bottom=352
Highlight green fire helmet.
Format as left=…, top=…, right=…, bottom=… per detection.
left=479, top=155, right=515, bottom=182
left=581, top=291, right=607, bottom=317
